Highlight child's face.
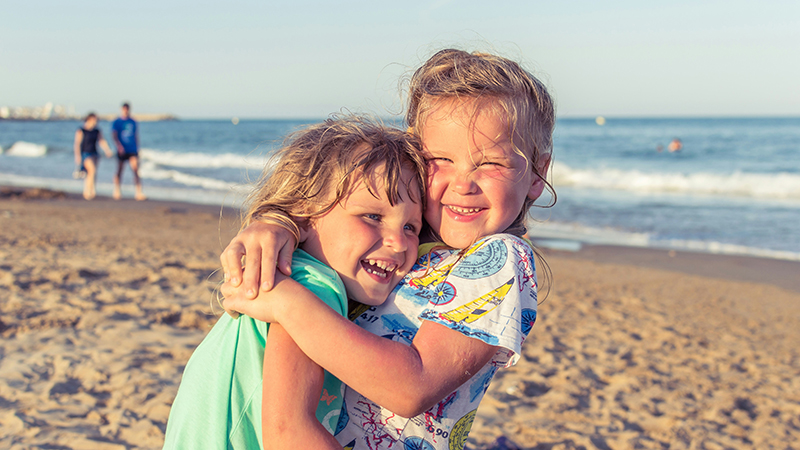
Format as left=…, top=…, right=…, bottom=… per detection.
left=421, top=99, right=541, bottom=248
left=300, top=166, right=423, bottom=306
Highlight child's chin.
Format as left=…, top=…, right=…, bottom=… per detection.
left=357, top=298, right=386, bottom=307
left=352, top=292, right=388, bottom=307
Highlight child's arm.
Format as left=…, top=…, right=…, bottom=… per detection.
left=262, top=323, right=340, bottom=450
left=224, top=276, right=498, bottom=418
left=220, top=222, right=297, bottom=296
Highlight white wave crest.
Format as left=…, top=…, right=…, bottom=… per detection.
left=138, top=160, right=250, bottom=191
left=5, top=141, right=47, bottom=158
left=138, top=148, right=269, bottom=169
left=551, top=162, right=800, bottom=200
left=528, top=220, right=800, bottom=261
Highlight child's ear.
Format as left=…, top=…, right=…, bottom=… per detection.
left=527, top=153, right=552, bottom=201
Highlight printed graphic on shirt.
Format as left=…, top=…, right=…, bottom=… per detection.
left=402, top=436, right=435, bottom=450
left=448, top=410, right=477, bottom=450
left=469, top=366, right=498, bottom=402
left=320, top=389, right=337, bottom=406
left=450, top=240, right=507, bottom=279
left=410, top=240, right=510, bottom=309
left=425, top=392, right=458, bottom=422
left=352, top=400, right=401, bottom=448
left=438, top=278, right=514, bottom=323
left=379, top=313, right=418, bottom=344
left=408, top=263, right=454, bottom=306
left=521, top=308, right=537, bottom=335
left=334, top=400, right=349, bottom=436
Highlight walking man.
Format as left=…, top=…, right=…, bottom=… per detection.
left=112, top=102, right=146, bottom=200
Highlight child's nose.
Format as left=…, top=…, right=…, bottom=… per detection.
left=451, top=169, right=477, bottom=195
left=383, top=227, right=409, bottom=253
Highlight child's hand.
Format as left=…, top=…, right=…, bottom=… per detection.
left=220, top=271, right=291, bottom=323
left=220, top=222, right=297, bottom=298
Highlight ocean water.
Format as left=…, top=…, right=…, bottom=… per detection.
left=2, top=117, right=799, bottom=260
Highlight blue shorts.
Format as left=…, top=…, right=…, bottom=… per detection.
left=81, top=151, right=98, bottom=170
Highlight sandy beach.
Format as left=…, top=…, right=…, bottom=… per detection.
left=1, top=188, right=799, bottom=450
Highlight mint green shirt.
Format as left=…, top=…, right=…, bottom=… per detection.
left=163, top=250, right=348, bottom=449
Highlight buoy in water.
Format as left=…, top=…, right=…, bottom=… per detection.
left=231, top=117, right=240, bottom=125
left=595, top=116, right=606, bottom=126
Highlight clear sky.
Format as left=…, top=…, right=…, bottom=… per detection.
left=3, top=0, right=799, bottom=118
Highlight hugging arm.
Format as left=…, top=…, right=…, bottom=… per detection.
left=262, top=324, right=340, bottom=450
left=224, top=276, right=498, bottom=418
left=220, top=222, right=297, bottom=296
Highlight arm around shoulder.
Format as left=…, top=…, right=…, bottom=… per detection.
left=229, top=275, right=499, bottom=418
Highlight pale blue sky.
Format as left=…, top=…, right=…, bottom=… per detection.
left=3, top=0, right=798, bottom=118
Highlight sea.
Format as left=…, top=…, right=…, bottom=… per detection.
left=2, top=117, right=799, bottom=261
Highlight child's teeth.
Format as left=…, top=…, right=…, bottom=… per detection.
left=365, top=267, right=388, bottom=278
left=365, top=260, right=397, bottom=273
left=449, top=206, right=480, bottom=214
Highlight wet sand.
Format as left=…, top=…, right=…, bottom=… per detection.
left=1, top=188, right=798, bottom=449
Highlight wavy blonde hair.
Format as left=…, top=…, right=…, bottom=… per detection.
left=243, top=116, right=427, bottom=244
left=406, top=49, right=556, bottom=237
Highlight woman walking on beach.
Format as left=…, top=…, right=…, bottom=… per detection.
left=73, top=113, right=113, bottom=200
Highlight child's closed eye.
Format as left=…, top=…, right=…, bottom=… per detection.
left=426, top=157, right=452, bottom=164
left=480, top=161, right=504, bottom=167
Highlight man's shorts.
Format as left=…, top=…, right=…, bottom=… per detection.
left=118, top=152, right=138, bottom=162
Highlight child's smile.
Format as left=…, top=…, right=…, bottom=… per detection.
left=421, top=98, right=540, bottom=249
left=300, top=167, right=423, bottom=306
left=362, top=259, right=398, bottom=279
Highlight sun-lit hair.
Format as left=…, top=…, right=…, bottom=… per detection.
left=406, top=49, right=556, bottom=236
left=243, top=116, right=427, bottom=245
left=83, top=112, right=97, bottom=122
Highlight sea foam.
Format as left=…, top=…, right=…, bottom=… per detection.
left=528, top=220, right=800, bottom=261
left=6, top=141, right=47, bottom=158
left=552, top=162, right=800, bottom=200
left=138, top=148, right=268, bottom=170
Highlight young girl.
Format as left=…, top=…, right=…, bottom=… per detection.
left=220, top=49, right=555, bottom=450
left=73, top=113, right=113, bottom=200
left=162, top=117, right=426, bottom=449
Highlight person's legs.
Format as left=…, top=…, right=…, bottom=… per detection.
left=83, top=156, right=98, bottom=200
left=114, top=158, right=125, bottom=200
left=129, top=155, right=146, bottom=201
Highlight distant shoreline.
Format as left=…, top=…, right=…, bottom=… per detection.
left=0, top=113, right=178, bottom=122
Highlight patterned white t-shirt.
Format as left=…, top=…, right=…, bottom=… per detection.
left=333, top=234, right=539, bottom=450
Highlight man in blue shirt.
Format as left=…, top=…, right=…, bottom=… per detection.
left=112, top=103, right=146, bottom=200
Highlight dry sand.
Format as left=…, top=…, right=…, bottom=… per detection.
left=1, top=188, right=799, bottom=450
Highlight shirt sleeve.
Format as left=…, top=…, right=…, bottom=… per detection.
left=289, top=252, right=348, bottom=318
left=418, top=235, right=538, bottom=367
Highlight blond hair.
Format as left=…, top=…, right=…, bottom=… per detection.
left=243, top=116, right=427, bottom=244
left=407, top=49, right=556, bottom=236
